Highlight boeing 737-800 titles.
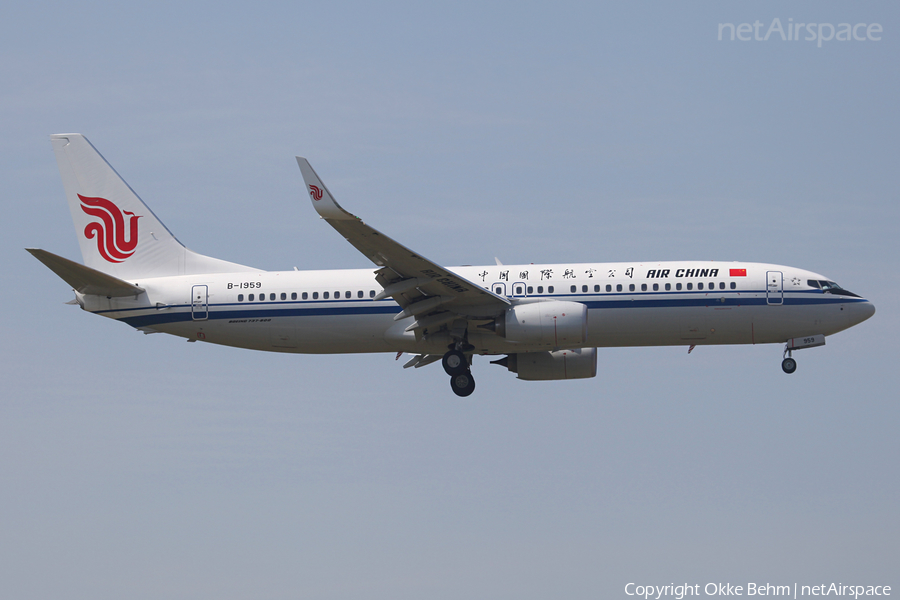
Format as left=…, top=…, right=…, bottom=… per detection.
left=29, top=134, right=875, bottom=396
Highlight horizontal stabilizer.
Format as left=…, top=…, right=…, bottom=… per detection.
left=26, top=248, right=145, bottom=297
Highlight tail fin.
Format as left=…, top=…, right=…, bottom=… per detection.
left=50, top=134, right=256, bottom=279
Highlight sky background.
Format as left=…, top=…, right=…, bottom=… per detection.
left=1, top=1, right=897, bottom=599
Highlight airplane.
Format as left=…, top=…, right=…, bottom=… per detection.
left=29, top=134, right=875, bottom=397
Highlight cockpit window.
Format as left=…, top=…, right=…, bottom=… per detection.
left=817, top=280, right=861, bottom=298
left=807, top=280, right=820, bottom=289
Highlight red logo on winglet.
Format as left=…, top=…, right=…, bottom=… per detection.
left=308, top=185, right=323, bottom=201
left=78, top=194, right=141, bottom=263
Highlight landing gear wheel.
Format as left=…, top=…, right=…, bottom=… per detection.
left=782, top=357, right=797, bottom=374
left=442, top=350, right=468, bottom=376
left=450, top=371, right=476, bottom=397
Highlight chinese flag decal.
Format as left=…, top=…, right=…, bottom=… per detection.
left=730, top=268, right=747, bottom=277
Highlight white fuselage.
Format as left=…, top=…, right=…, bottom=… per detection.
left=80, top=260, right=875, bottom=356
left=36, top=135, right=877, bottom=394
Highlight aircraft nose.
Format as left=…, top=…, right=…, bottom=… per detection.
left=863, top=300, right=875, bottom=319
left=853, top=300, right=876, bottom=324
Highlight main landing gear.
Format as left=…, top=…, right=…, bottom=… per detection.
left=450, top=370, right=476, bottom=397
left=443, top=347, right=475, bottom=397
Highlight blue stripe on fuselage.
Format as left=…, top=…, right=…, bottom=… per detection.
left=106, top=291, right=866, bottom=329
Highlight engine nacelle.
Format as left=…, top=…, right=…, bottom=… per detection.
left=493, top=301, right=587, bottom=346
left=493, top=348, right=598, bottom=381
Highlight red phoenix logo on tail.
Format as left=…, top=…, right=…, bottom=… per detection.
left=78, top=194, right=142, bottom=263
left=308, top=185, right=323, bottom=201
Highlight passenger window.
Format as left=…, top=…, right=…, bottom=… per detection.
left=334, top=291, right=339, bottom=298
left=313, top=292, right=319, bottom=299
left=323, top=292, right=329, bottom=299
left=709, top=282, right=714, bottom=290
left=719, top=282, right=725, bottom=290
left=570, top=285, right=577, bottom=293
left=641, top=283, right=647, bottom=291
left=653, top=283, right=659, bottom=291
left=537, top=286, right=544, bottom=294
left=238, top=294, right=244, bottom=302
left=730, top=282, right=736, bottom=290
left=629, top=284, right=635, bottom=292
left=698, top=283, right=703, bottom=290
left=594, top=285, right=600, bottom=292
left=665, top=283, right=671, bottom=291
left=302, top=292, right=308, bottom=300
left=582, top=285, right=588, bottom=293
left=369, top=290, right=376, bottom=298
left=291, top=292, right=297, bottom=300
left=495, top=286, right=502, bottom=294
left=270, top=293, right=276, bottom=301
left=676, top=283, right=682, bottom=291
left=281, top=292, right=287, bottom=300
left=606, top=284, right=612, bottom=292
left=357, top=290, right=363, bottom=298
left=687, top=283, right=693, bottom=290
left=515, top=285, right=523, bottom=294
left=527, top=286, right=533, bottom=294
left=548, top=286, right=554, bottom=293
left=616, top=284, right=622, bottom=292
left=249, top=293, right=254, bottom=301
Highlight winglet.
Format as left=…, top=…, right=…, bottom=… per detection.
left=296, top=157, right=357, bottom=221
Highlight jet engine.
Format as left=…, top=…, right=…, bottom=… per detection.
left=491, top=348, right=597, bottom=381
left=484, top=301, right=587, bottom=346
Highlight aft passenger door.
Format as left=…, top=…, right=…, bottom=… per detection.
left=766, top=271, right=783, bottom=305
left=191, top=285, right=209, bottom=320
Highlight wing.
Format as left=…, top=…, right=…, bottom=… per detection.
left=296, top=158, right=510, bottom=331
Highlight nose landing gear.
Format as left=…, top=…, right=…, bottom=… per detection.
left=781, top=356, right=797, bottom=374
left=781, top=334, right=826, bottom=374
left=782, top=344, right=798, bottom=374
